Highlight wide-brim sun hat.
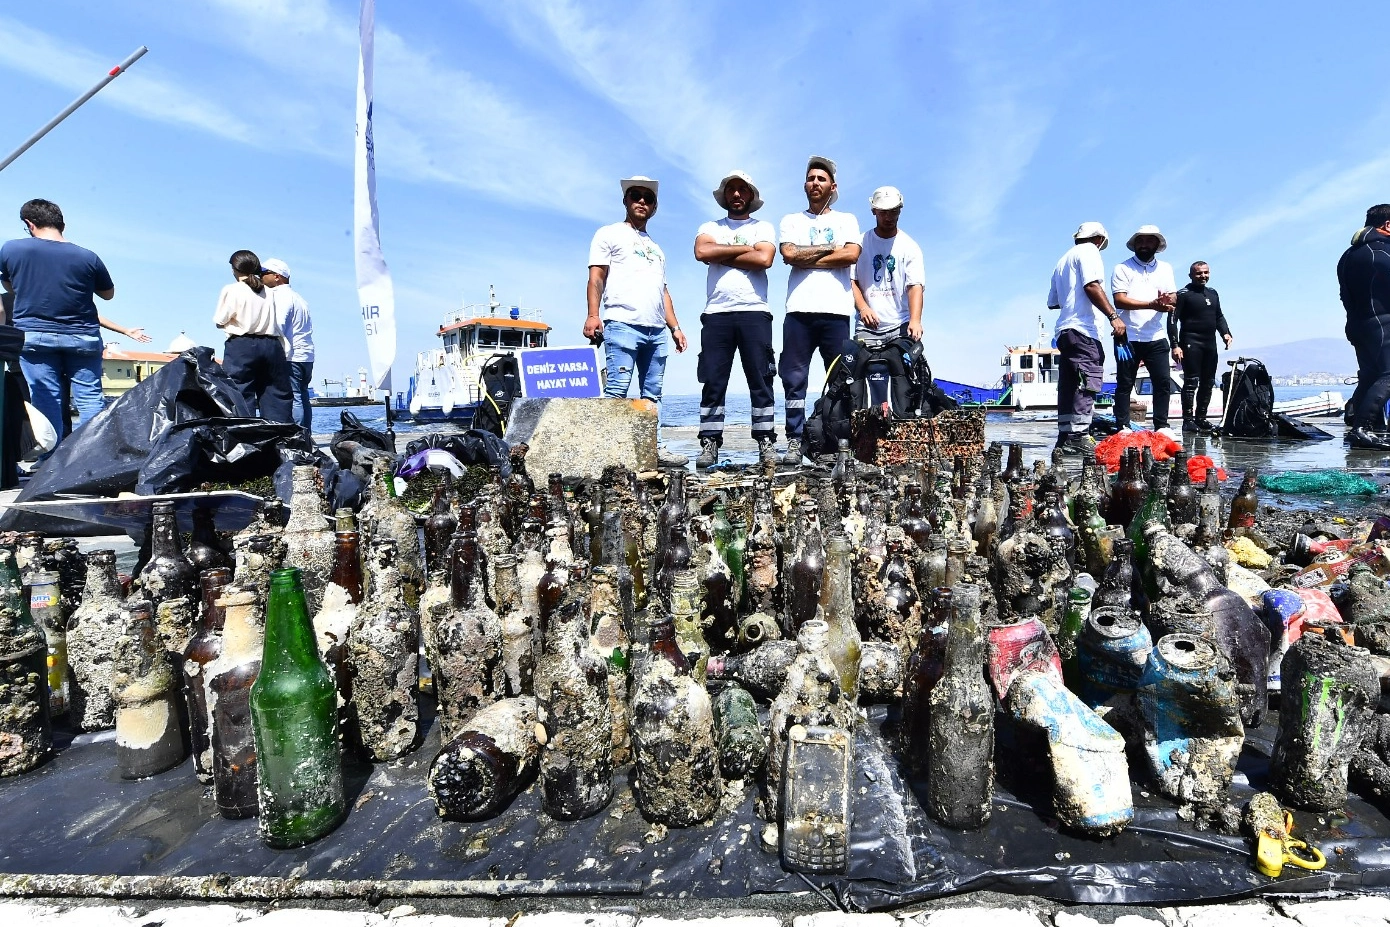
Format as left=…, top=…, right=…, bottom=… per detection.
left=806, top=155, right=838, bottom=206
left=1074, top=221, right=1110, bottom=250
left=1126, top=224, right=1167, bottom=253
left=713, top=170, right=764, bottom=213
left=620, top=175, right=660, bottom=200
left=869, top=186, right=903, bottom=210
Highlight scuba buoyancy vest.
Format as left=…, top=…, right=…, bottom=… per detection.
left=472, top=353, right=523, bottom=437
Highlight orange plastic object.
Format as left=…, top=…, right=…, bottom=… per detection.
left=1187, top=454, right=1227, bottom=484
left=1095, top=430, right=1183, bottom=473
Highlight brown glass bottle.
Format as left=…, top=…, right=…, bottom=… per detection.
left=899, top=588, right=951, bottom=775
left=428, top=695, right=540, bottom=821
left=114, top=600, right=188, bottom=779
left=316, top=530, right=363, bottom=729
left=187, top=507, right=231, bottom=575
left=1166, top=449, right=1198, bottom=524
left=423, top=482, right=459, bottom=578
left=208, top=584, right=263, bottom=818
left=1228, top=467, right=1259, bottom=530
left=1001, top=443, right=1024, bottom=483
left=184, top=567, right=232, bottom=782
left=706, top=640, right=796, bottom=698
left=137, top=500, right=199, bottom=607
left=786, top=500, right=825, bottom=636
left=0, top=548, right=52, bottom=777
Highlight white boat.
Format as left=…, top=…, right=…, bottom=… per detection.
left=1129, top=371, right=1344, bottom=423
left=997, top=316, right=1115, bottom=411
left=400, top=287, right=550, bottom=423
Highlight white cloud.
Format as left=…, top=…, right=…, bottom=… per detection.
left=0, top=15, right=258, bottom=145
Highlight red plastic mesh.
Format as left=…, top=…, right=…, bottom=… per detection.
left=1094, top=430, right=1182, bottom=473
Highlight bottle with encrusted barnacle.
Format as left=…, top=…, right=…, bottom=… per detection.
left=347, top=540, right=420, bottom=759
left=136, top=500, right=199, bottom=608
left=250, top=567, right=345, bottom=847
left=67, top=549, right=126, bottom=731
left=428, top=695, right=540, bottom=821
left=434, top=531, right=504, bottom=742
left=0, top=548, right=51, bottom=777
left=283, top=465, right=335, bottom=615
left=208, top=583, right=263, bottom=818
left=114, top=601, right=187, bottom=779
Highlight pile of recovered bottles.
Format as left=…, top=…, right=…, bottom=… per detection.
left=6, top=438, right=1390, bottom=874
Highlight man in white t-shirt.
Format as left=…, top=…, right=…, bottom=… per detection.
left=851, top=186, right=923, bottom=341
left=1047, top=221, right=1125, bottom=454
left=1111, top=225, right=1178, bottom=437
left=585, top=175, right=689, bottom=466
left=692, top=170, right=778, bottom=470
left=778, top=155, right=862, bottom=465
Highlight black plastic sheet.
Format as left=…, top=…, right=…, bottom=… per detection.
left=3, top=703, right=1390, bottom=908
left=403, top=431, right=512, bottom=479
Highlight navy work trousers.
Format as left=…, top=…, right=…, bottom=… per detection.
left=779, top=312, right=850, bottom=440
left=223, top=334, right=293, bottom=423
left=697, top=311, right=776, bottom=442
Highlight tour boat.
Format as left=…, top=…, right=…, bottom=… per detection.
left=399, top=287, right=549, bottom=424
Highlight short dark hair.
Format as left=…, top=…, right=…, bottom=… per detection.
left=1366, top=205, right=1390, bottom=229
left=20, top=199, right=64, bottom=232
left=229, top=249, right=264, bottom=293
left=1190, top=261, right=1209, bottom=272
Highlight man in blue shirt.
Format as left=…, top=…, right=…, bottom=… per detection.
left=0, top=199, right=133, bottom=443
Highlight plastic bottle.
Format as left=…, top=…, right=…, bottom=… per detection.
left=28, top=572, right=67, bottom=718
left=0, top=548, right=52, bottom=777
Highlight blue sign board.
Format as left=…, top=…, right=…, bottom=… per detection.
left=518, top=346, right=604, bottom=398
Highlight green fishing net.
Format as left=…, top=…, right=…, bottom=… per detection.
left=1259, top=470, right=1381, bottom=496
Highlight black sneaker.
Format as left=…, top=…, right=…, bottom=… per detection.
left=1182, top=419, right=1198, bottom=432
left=1056, top=434, right=1097, bottom=456
left=1196, top=420, right=1216, bottom=435
left=1349, top=427, right=1390, bottom=450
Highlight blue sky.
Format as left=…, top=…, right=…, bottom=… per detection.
left=1, top=1, right=1386, bottom=397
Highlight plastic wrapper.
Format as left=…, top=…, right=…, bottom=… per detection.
left=1260, top=470, right=1381, bottom=497
left=402, top=430, right=512, bottom=479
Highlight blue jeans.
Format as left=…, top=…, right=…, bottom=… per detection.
left=602, top=321, right=669, bottom=401
left=289, top=360, right=314, bottom=431
left=19, top=331, right=104, bottom=441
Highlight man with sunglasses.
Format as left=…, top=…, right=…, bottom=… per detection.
left=585, top=176, right=689, bottom=466
left=777, top=156, right=861, bottom=465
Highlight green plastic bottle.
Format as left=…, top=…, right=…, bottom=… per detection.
left=250, top=567, right=346, bottom=848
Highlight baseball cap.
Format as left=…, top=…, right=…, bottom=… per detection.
left=870, top=186, right=904, bottom=210
left=806, top=156, right=838, bottom=205
left=262, top=258, right=291, bottom=278
left=620, top=176, right=660, bottom=200
left=1073, top=221, right=1110, bottom=250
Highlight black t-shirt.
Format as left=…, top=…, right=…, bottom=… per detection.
left=1168, top=284, right=1230, bottom=344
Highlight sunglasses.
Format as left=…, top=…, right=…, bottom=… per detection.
left=626, top=189, right=656, bottom=205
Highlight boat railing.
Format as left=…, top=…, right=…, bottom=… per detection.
left=440, top=304, right=544, bottom=327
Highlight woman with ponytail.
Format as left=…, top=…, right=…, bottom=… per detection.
left=214, top=249, right=292, bottom=422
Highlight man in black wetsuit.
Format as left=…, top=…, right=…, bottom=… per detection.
left=1338, top=203, right=1390, bottom=449
left=1169, top=261, right=1232, bottom=434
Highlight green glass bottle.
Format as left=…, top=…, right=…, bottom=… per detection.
left=1128, top=464, right=1172, bottom=595
left=250, top=567, right=346, bottom=848
left=0, top=547, right=52, bottom=777
left=1057, top=585, right=1093, bottom=691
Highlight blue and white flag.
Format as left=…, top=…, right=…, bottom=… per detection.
left=354, top=0, right=396, bottom=392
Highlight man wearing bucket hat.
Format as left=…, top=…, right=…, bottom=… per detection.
left=777, top=155, right=861, bottom=465
left=1111, top=225, right=1179, bottom=438
left=692, top=170, right=779, bottom=469
left=585, top=175, right=689, bottom=467
left=1047, top=221, right=1124, bottom=455
left=851, top=185, right=924, bottom=341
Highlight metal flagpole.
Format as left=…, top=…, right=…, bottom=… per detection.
left=0, top=46, right=149, bottom=173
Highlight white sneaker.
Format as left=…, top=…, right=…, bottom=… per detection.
left=1156, top=427, right=1182, bottom=445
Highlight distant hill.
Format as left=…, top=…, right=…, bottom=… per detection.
left=1239, top=337, right=1356, bottom=377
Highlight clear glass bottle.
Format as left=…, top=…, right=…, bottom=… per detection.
left=250, top=567, right=346, bottom=847
left=184, top=567, right=232, bottom=782
left=29, top=571, right=67, bottom=718
left=899, top=587, right=951, bottom=775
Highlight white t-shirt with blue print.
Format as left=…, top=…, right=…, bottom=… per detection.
left=779, top=209, right=861, bottom=317
left=853, top=228, right=924, bottom=334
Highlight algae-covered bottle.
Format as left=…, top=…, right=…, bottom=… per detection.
left=0, top=548, right=51, bottom=777
left=67, top=549, right=126, bottom=732
left=927, top=583, right=993, bottom=829
left=250, top=567, right=346, bottom=848
left=819, top=534, right=862, bottom=702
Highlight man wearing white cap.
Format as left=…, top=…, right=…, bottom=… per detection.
left=777, top=155, right=861, bottom=465
left=1111, top=225, right=1178, bottom=437
left=585, top=175, right=689, bottom=467
left=263, top=258, right=315, bottom=432
left=1047, top=222, right=1125, bottom=454
left=692, top=170, right=778, bottom=469
left=852, top=186, right=923, bottom=341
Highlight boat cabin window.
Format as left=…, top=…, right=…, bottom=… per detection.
left=476, top=329, right=500, bottom=348
left=528, top=332, right=546, bottom=347
left=1018, top=354, right=1034, bottom=370
left=1040, top=355, right=1053, bottom=369
left=501, top=330, right=524, bottom=348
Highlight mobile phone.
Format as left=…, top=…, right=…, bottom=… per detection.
left=780, top=724, right=852, bottom=874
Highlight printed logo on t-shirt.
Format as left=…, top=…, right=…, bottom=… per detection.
left=872, top=254, right=897, bottom=283
left=632, top=242, right=661, bottom=264
left=809, top=226, right=836, bottom=245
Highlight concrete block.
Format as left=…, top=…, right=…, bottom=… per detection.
left=257, top=911, right=382, bottom=927
left=907, top=909, right=1046, bottom=927
left=513, top=914, right=636, bottom=927
left=1055, top=912, right=1163, bottom=927
left=505, top=398, right=658, bottom=480
left=642, top=918, right=779, bottom=927
left=390, top=918, right=502, bottom=927
left=792, top=915, right=897, bottom=927
left=1163, top=902, right=1296, bottom=927
left=137, top=904, right=260, bottom=927
left=1279, top=896, right=1390, bottom=927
